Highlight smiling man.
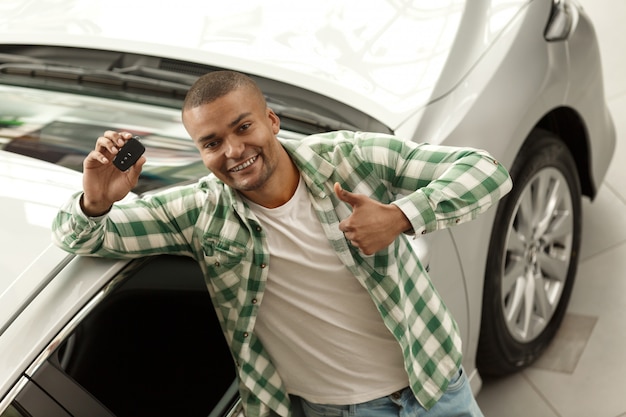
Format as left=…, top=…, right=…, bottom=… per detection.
left=53, top=70, right=512, bottom=417
left=182, top=74, right=299, bottom=208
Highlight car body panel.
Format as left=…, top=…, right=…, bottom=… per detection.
left=409, top=0, right=566, bottom=365
left=0, top=152, right=114, bottom=400
left=563, top=4, right=616, bottom=189
left=0, top=246, right=127, bottom=405
left=409, top=0, right=615, bottom=371
left=0, top=152, right=81, bottom=330
left=0, top=0, right=531, bottom=132
left=0, top=152, right=80, bottom=276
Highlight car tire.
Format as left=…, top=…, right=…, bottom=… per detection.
left=477, top=129, right=582, bottom=376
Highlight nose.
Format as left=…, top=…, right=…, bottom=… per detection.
left=224, top=136, right=245, bottom=159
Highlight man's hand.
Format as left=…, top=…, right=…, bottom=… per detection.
left=334, top=183, right=412, bottom=255
left=81, top=131, right=146, bottom=216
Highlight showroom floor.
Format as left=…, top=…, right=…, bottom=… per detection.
left=475, top=1, right=626, bottom=416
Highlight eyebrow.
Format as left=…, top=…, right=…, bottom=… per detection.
left=196, top=112, right=252, bottom=145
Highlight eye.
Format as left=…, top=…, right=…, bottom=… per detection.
left=203, top=140, right=220, bottom=150
left=239, top=122, right=251, bottom=132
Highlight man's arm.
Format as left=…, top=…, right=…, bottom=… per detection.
left=390, top=146, right=513, bottom=236
left=51, top=131, right=199, bottom=259
left=334, top=135, right=513, bottom=254
left=52, top=186, right=204, bottom=259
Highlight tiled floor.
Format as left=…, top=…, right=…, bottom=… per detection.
left=475, top=1, right=626, bottom=416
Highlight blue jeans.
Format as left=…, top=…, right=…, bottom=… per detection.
left=291, top=367, right=484, bottom=417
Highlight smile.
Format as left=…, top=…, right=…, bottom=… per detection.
left=229, top=155, right=258, bottom=172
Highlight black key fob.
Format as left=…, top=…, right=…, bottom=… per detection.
left=113, top=136, right=145, bottom=171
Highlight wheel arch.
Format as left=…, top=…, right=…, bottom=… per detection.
left=534, top=106, right=595, bottom=199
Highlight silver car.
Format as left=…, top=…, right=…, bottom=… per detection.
left=0, top=0, right=615, bottom=415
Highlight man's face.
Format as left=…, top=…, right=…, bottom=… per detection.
left=182, top=87, right=283, bottom=193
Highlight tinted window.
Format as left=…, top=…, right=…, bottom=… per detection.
left=51, top=255, right=237, bottom=417
left=0, top=404, right=28, bottom=417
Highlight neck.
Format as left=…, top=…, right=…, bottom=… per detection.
left=241, top=154, right=300, bottom=209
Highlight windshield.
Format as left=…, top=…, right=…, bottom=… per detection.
left=0, top=45, right=389, bottom=134
left=0, top=45, right=391, bottom=193
left=0, top=45, right=390, bottom=193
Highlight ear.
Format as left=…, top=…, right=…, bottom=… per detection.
left=268, top=108, right=281, bottom=134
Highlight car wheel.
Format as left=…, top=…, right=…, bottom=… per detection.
left=477, top=129, right=582, bottom=376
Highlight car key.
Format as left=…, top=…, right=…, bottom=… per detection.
left=112, top=136, right=145, bottom=171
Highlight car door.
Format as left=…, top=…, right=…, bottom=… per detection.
left=1, top=255, right=241, bottom=417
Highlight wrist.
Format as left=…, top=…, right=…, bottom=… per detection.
left=80, top=193, right=112, bottom=217
left=389, top=203, right=413, bottom=235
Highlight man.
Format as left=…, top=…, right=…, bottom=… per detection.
left=53, top=70, right=512, bottom=417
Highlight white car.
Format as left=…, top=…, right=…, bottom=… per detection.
left=0, top=0, right=615, bottom=415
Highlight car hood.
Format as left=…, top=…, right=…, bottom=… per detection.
left=0, top=0, right=531, bottom=131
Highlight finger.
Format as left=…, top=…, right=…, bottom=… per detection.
left=130, top=155, right=147, bottom=173
left=124, top=157, right=146, bottom=189
left=99, top=131, right=133, bottom=153
left=96, top=135, right=120, bottom=156
left=115, top=131, right=133, bottom=146
left=334, top=182, right=362, bottom=208
left=83, top=151, right=110, bottom=169
left=104, top=130, right=132, bottom=144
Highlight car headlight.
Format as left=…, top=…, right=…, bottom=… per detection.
left=544, top=0, right=580, bottom=41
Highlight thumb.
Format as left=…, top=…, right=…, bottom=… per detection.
left=334, top=182, right=361, bottom=208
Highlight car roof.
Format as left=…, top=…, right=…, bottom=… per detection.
left=0, top=0, right=530, bottom=132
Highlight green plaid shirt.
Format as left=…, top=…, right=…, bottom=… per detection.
left=53, top=131, right=512, bottom=416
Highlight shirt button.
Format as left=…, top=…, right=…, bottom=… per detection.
left=260, top=263, right=267, bottom=268
left=251, top=298, right=258, bottom=304
left=256, top=226, right=262, bottom=232
left=421, top=230, right=427, bottom=235
left=243, top=332, right=249, bottom=338
left=214, top=261, right=220, bottom=267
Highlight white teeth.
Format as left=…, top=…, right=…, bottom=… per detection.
left=230, top=156, right=257, bottom=172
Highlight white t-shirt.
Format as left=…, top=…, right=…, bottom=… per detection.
left=249, top=178, right=409, bottom=405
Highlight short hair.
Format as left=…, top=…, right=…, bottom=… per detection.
left=183, top=70, right=266, bottom=111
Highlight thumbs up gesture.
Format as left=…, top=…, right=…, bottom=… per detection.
left=334, top=183, right=412, bottom=255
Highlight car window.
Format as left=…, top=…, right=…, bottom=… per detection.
left=0, top=404, right=27, bottom=417
left=5, top=255, right=238, bottom=417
